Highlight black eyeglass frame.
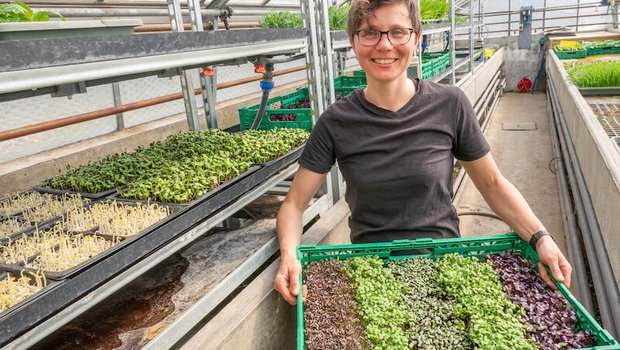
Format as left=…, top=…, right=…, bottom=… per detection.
left=354, top=28, right=416, bottom=46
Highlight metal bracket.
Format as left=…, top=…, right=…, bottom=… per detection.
left=51, top=81, right=87, bottom=97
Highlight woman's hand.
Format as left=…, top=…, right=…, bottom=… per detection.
left=274, top=253, right=306, bottom=305
left=536, top=235, right=572, bottom=290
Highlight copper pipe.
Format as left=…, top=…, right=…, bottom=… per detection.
left=0, top=66, right=307, bottom=142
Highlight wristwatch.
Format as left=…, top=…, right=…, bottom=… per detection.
left=529, top=229, right=552, bottom=250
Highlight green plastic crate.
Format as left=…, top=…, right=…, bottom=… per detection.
left=586, top=46, right=620, bottom=57
left=555, top=46, right=587, bottom=59
left=334, top=75, right=367, bottom=88
left=238, top=87, right=360, bottom=131
left=353, top=69, right=366, bottom=77
left=296, top=232, right=620, bottom=350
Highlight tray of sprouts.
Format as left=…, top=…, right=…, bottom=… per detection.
left=32, top=184, right=118, bottom=200
left=62, top=199, right=175, bottom=239
left=0, top=224, right=121, bottom=280
left=0, top=270, right=51, bottom=318
left=17, top=193, right=89, bottom=226
left=0, top=217, right=32, bottom=243
left=0, top=191, right=52, bottom=219
left=0, top=225, right=121, bottom=280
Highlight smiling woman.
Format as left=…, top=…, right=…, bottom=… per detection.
left=274, top=0, right=573, bottom=316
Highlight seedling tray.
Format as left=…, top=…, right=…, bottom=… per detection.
left=577, top=87, right=620, bottom=96
left=0, top=145, right=304, bottom=346
left=0, top=272, right=60, bottom=320
left=32, top=185, right=118, bottom=200
left=296, top=233, right=620, bottom=350
left=113, top=165, right=260, bottom=206
left=0, top=217, right=33, bottom=243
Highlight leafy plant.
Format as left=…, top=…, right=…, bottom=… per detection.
left=0, top=2, right=64, bottom=23
left=566, top=61, right=620, bottom=88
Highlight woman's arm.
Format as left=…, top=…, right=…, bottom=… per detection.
left=461, top=153, right=572, bottom=289
left=274, top=166, right=328, bottom=305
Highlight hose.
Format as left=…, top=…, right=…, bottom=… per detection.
left=250, top=63, right=274, bottom=130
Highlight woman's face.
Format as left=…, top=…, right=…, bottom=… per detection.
left=351, top=3, right=418, bottom=83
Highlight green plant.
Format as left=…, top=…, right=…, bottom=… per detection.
left=260, top=11, right=302, bottom=29
left=567, top=61, right=620, bottom=88
left=420, top=0, right=449, bottom=22
left=260, top=6, right=350, bottom=30
left=0, top=2, right=63, bottom=23
left=328, top=5, right=350, bottom=31
left=343, top=256, right=411, bottom=349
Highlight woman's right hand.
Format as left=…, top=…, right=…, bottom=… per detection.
left=274, top=253, right=305, bottom=305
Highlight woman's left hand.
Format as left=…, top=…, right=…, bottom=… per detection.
left=536, top=235, right=572, bottom=290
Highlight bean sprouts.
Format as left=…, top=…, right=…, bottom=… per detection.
left=30, top=234, right=115, bottom=272
left=0, top=271, right=46, bottom=313
left=0, top=219, right=31, bottom=239
left=0, top=192, right=54, bottom=217
left=21, top=194, right=87, bottom=223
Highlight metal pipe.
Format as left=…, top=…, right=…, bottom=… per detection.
left=483, top=22, right=611, bottom=35
left=545, top=87, right=594, bottom=314
left=31, top=7, right=280, bottom=17
left=0, top=65, right=306, bottom=142
left=548, top=75, right=620, bottom=338
left=132, top=21, right=259, bottom=32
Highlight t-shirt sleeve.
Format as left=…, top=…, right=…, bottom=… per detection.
left=453, top=88, right=490, bottom=161
left=298, top=112, right=336, bottom=174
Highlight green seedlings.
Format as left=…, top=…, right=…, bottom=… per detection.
left=435, top=253, right=537, bottom=350
left=0, top=1, right=63, bottom=23
left=566, top=61, right=620, bottom=88
left=389, top=257, right=471, bottom=350
left=343, top=256, right=411, bottom=350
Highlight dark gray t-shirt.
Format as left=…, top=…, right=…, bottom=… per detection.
left=299, top=79, right=490, bottom=243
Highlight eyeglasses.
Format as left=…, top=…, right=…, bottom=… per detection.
left=354, top=28, right=415, bottom=46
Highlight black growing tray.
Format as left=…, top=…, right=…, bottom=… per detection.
left=0, top=272, right=61, bottom=321
left=112, top=165, right=261, bottom=207
left=0, top=217, right=34, bottom=244
left=32, top=185, right=119, bottom=200
left=0, top=143, right=304, bottom=347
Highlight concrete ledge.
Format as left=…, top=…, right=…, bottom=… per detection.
left=547, top=49, right=620, bottom=289
left=180, top=199, right=351, bottom=350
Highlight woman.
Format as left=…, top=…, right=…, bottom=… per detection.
left=274, top=0, right=571, bottom=305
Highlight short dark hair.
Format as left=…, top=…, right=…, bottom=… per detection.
left=347, top=0, right=422, bottom=41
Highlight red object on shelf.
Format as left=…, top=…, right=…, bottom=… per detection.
left=201, top=67, right=214, bottom=76
left=254, top=65, right=266, bottom=74
left=517, top=77, right=532, bottom=93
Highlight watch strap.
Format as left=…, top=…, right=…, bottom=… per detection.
left=529, top=229, right=551, bottom=250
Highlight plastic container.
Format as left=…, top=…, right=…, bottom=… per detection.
left=554, top=46, right=587, bottom=59
left=296, top=232, right=620, bottom=350
left=333, top=75, right=367, bottom=88
left=239, top=87, right=359, bottom=131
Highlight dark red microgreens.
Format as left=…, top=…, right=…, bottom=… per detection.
left=304, top=259, right=369, bottom=350
left=486, top=252, right=595, bottom=349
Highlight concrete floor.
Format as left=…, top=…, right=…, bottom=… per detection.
left=455, top=92, right=568, bottom=256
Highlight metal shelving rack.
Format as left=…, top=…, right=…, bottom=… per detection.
left=0, top=4, right=334, bottom=348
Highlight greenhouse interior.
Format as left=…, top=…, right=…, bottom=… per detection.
left=1, top=0, right=620, bottom=349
